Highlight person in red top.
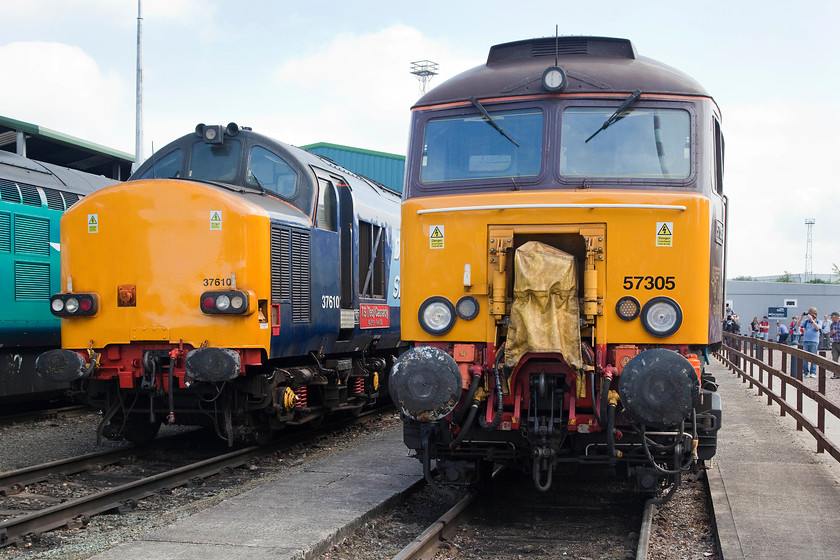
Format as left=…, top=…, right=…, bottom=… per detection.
left=759, top=316, right=770, bottom=340
left=790, top=316, right=800, bottom=346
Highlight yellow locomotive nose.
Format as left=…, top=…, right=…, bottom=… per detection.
left=58, top=179, right=272, bottom=352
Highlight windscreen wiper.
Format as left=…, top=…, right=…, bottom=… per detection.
left=585, top=89, right=642, bottom=143
left=251, top=173, right=267, bottom=195
left=469, top=96, right=519, bottom=147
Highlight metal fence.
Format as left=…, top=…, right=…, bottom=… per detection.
left=717, top=333, right=840, bottom=463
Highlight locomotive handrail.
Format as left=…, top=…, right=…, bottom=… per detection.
left=717, top=333, right=840, bottom=464
left=416, top=203, right=687, bottom=214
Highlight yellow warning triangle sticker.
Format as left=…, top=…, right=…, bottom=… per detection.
left=430, top=226, right=443, bottom=239
left=211, top=212, right=221, bottom=221
left=89, top=215, right=97, bottom=224
left=657, top=223, right=672, bottom=236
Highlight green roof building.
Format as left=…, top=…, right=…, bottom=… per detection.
left=302, top=142, right=405, bottom=193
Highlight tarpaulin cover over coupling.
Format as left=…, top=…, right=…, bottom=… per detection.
left=505, top=241, right=582, bottom=369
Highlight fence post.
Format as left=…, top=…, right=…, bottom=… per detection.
left=748, top=342, right=754, bottom=388
left=797, top=387, right=804, bottom=432
left=759, top=342, right=765, bottom=394
left=818, top=365, right=826, bottom=453
left=781, top=377, right=787, bottom=417
left=768, top=348, right=774, bottom=403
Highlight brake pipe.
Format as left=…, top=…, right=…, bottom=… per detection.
left=167, top=346, right=183, bottom=425
left=454, top=368, right=483, bottom=424
left=479, top=344, right=504, bottom=430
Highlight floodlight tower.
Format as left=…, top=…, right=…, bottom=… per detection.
left=410, top=60, right=439, bottom=95
left=805, top=218, right=815, bottom=282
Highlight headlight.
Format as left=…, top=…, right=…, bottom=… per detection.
left=418, top=297, right=456, bottom=335
left=64, top=297, right=80, bottom=313
left=455, top=296, right=479, bottom=320
left=215, top=294, right=231, bottom=311
left=615, top=296, right=641, bottom=321
left=641, top=297, right=682, bottom=337
left=51, top=298, right=65, bottom=312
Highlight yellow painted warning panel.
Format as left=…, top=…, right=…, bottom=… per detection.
left=430, top=225, right=444, bottom=249
left=656, top=221, right=673, bottom=247
left=210, top=211, right=222, bottom=230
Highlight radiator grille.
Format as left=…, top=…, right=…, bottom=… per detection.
left=270, top=225, right=310, bottom=323
left=489, top=37, right=635, bottom=64
left=63, top=192, right=81, bottom=207
left=14, top=215, right=50, bottom=255
left=532, top=39, right=588, bottom=56
left=0, top=179, right=20, bottom=203
left=291, top=230, right=310, bottom=323
left=19, top=184, right=41, bottom=207
left=270, top=227, right=291, bottom=302
left=15, top=261, right=51, bottom=300
left=0, top=212, right=10, bottom=252
left=43, top=188, right=66, bottom=210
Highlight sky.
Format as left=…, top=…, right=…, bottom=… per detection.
left=1, top=0, right=838, bottom=279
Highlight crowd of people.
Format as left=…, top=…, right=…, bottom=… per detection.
left=724, top=305, right=840, bottom=379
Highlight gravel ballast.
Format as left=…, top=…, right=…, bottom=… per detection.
left=1, top=408, right=718, bottom=560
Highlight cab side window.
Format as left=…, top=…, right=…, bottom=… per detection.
left=359, top=220, right=385, bottom=298
left=714, top=119, right=724, bottom=195
left=246, top=146, right=298, bottom=198
left=316, top=179, right=338, bottom=232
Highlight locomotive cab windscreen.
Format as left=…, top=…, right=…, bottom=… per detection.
left=133, top=123, right=313, bottom=217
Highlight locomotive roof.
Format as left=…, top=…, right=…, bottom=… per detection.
left=0, top=149, right=119, bottom=196
left=413, top=36, right=710, bottom=108
left=132, top=126, right=397, bottom=197
left=130, top=125, right=400, bottom=223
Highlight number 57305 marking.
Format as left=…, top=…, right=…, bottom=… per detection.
left=622, top=276, right=675, bottom=290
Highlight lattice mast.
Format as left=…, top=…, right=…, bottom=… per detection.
left=410, top=60, right=439, bottom=95
left=805, top=218, right=815, bottom=282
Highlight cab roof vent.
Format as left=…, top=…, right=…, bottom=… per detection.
left=488, top=36, right=636, bottom=64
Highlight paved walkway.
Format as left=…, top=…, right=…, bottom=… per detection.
left=707, top=358, right=840, bottom=560
left=88, top=426, right=423, bottom=560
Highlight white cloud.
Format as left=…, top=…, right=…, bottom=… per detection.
left=261, top=24, right=478, bottom=153
left=0, top=42, right=132, bottom=152
left=723, top=99, right=840, bottom=276
left=139, top=24, right=479, bottom=157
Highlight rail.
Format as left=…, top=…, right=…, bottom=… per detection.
left=389, top=465, right=657, bottom=560
left=0, top=407, right=391, bottom=548
left=717, top=333, right=840, bottom=463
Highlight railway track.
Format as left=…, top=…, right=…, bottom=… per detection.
left=0, top=408, right=388, bottom=548
left=389, top=467, right=656, bottom=560
left=0, top=405, right=88, bottom=428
